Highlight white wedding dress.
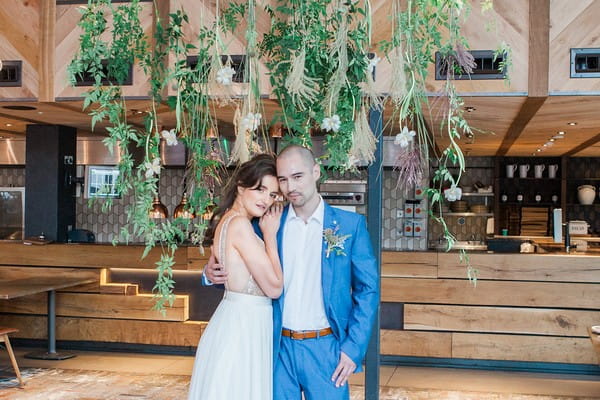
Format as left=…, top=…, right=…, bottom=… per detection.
left=188, top=215, right=273, bottom=400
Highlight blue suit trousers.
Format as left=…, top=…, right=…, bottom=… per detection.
left=274, top=335, right=349, bottom=400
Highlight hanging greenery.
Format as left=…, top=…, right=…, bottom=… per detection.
left=69, top=0, right=508, bottom=308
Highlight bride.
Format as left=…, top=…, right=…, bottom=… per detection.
left=188, top=153, right=283, bottom=400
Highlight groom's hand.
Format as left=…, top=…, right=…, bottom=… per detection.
left=204, top=250, right=228, bottom=284
left=331, top=351, right=356, bottom=388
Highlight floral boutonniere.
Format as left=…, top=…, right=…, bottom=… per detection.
left=323, top=222, right=351, bottom=258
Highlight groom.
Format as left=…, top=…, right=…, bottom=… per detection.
left=205, top=145, right=379, bottom=400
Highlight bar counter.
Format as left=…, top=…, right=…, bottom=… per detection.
left=0, top=243, right=599, bottom=367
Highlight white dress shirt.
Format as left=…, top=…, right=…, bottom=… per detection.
left=281, top=198, right=330, bottom=331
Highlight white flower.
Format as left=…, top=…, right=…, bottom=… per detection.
left=444, top=185, right=462, bottom=202
left=161, top=129, right=178, bottom=146
left=241, top=112, right=262, bottom=133
left=216, top=66, right=235, bottom=86
left=144, top=158, right=161, bottom=179
left=394, top=126, right=416, bottom=148
left=367, top=55, right=381, bottom=74
left=322, top=114, right=341, bottom=132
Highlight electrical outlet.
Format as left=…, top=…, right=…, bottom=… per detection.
left=396, top=209, right=404, bottom=218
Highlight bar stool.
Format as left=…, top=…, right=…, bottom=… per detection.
left=0, top=327, right=23, bottom=387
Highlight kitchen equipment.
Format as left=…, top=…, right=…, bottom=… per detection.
left=577, top=185, right=596, bottom=205
left=534, top=164, right=545, bottom=178
left=67, top=229, right=96, bottom=243
left=319, top=180, right=366, bottom=206
left=548, top=164, right=559, bottom=178
left=568, top=220, right=589, bottom=235
left=506, top=164, right=517, bottom=178
left=487, top=238, right=524, bottom=253
left=519, top=164, right=530, bottom=178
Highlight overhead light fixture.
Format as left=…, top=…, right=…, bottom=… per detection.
left=545, top=141, right=554, bottom=147
left=558, top=131, right=565, bottom=135
left=269, top=123, right=284, bottom=138
left=536, top=148, right=542, bottom=152
left=173, top=192, right=195, bottom=219
left=567, top=122, right=577, bottom=126
left=149, top=195, right=168, bottom=219
left=5, top=123, right=12, bottom=127
left=206, top=126, right=218, bottom=139
left=549, top=138, right=555, bottom=142
left=552, top=134, right=565, bottom=139
left=465, top=106, right=476, bottom=112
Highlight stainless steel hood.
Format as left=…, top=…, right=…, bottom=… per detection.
left=1, top=135, right=403, bottom=167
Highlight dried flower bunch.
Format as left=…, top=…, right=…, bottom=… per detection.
left=69, top=0, right=507, bottom=308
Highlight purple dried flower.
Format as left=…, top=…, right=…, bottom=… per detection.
left=394, top=148, right=424, bottom=195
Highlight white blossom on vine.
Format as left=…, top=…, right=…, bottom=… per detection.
left=216, top=66, right=236, bottom=85
left=144, top=158, right=161, bottom=179
left=241, top=112, right=262, bottom=133
left=322, top=115, right=341, bottom=132
left=161, top=129, right=178, bottom=146
left=394, top=126, right=416, bottom=148
left=444, top=185, right=462, bottom=202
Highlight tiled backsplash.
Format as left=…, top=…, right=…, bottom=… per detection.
left=1, top=166, right=424, bottom=250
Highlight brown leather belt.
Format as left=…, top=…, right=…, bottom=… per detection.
left=281, top=327, right=333, bottom=340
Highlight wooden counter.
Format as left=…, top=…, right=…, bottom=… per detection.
left=0, top=242, right=210, bottom=347
left=1, top=242, right=599, bottom=367
left=381, top=251, right=600, bottom=366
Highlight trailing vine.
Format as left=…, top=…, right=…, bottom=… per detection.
left=69, top=0, right=509, bottom=308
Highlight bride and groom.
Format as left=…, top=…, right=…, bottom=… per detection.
left=188, top=145, right=379, bottom=400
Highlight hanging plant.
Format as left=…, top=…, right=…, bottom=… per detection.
left=262, top=0, right=378, bottom=169
left=68, top=0, right=235, bottom=311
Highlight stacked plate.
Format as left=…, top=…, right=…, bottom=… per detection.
left=450, top=200, right=469, bottom=212
left=470, top=204, right=489, bottom=214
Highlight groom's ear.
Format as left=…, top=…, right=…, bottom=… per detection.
left=312, top=163, right=320, bottom=181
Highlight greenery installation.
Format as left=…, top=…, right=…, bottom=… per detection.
left=69, top=0, right=507, bottom=309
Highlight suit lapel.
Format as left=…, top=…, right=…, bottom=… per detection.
left=275, top=204, right=290, bottom=314
left=321, top=202, right=335, bottom=310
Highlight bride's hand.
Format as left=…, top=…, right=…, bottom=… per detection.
left=259, top=202, right=283, bottom=238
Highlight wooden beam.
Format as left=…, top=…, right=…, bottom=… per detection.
left=496, top=0, right=549, bottom=156
left=380, top=330, right=451, bottom=358
left=528, top=0, right=550, bottom=97
left=564, top=132, right=600, bottom=156
left=495, top=96, right=546, bottom=156
left=39, top=0, right=56, bottom=102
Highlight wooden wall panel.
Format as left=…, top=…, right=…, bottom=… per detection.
left=0, top=243, right=188, bottom=270
left=55, top=3, right=154, bottom=99
left=0, top=266, right=100, bottom=281
left=549, top=0, right=600, bottom=93
left=382, top=277, right=600, bottom=309
left=452, top=332, right=597, bottom=364
left=0, top=292, right=189, bottom=322
left=438, top=252, right=600, bottom=282
left=186, top=246, right=211, bottom=271
left=380, top=329, right=452, bottom=358
left=382, top=251, right=438, bottom=278
left=0, top=314, right=205, bottom=347
left=404, top=304, right=599, bottom=337
left=0, top=0, right=40, bottom=100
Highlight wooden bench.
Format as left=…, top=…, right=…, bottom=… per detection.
left=0, top=326, right=23, bottom=386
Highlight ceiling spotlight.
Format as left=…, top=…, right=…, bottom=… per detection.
left=5, top=123, right=12, bottom=127
left=465, top=106, right=476, bottom=112
left=37, top=111, right=44, bottom=115
left=567, top=122, right=577, bottom=126
left=557, top=131, right=565, bottom=135
left=549, top=138, right=555, bottom=142
left=543, top=143, right=548, bottom=147
left=545, top=141, right=554, bottom=147
left=536, top=148, right=542, bottom=152
left=552, top=135, right=565, bottom=139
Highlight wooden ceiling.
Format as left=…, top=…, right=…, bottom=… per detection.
left=1, top=0, right=599, bottom=157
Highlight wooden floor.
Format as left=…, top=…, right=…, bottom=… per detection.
left=0, top=346, right=599, bottom=399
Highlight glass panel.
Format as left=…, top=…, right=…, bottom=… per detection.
left=0, top=188, right=24, bottom=240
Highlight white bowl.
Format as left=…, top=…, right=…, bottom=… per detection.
left=592, top=325, right=600, bottom=334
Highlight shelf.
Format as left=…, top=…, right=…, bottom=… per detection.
left=461, top=192, right=494, bottom=197
left=499, top=203, right=558, bottom=207
left=498, top=177, right=561, bottom=181
left=443, top=212, right=494, bottom=217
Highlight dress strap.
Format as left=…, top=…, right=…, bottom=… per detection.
left=218, top=213, right=237, bottom=290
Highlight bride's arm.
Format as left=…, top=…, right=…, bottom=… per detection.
left=229, top=215, right=283, bottom=298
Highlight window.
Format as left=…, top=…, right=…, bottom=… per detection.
left=570, top=48, right=600, bottom=78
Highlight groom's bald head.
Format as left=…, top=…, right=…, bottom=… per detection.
left=278, top=145, right=316, bottom=168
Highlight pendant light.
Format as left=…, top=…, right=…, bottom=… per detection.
left=174, top=192, right=195, bottom=219
left=149, top=195, right=168, bottom=219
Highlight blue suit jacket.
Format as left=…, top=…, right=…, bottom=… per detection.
left=272, top=202, right=379, bottom=372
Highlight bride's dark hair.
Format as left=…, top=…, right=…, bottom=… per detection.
left=204, top=153, right=277, bottom=246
